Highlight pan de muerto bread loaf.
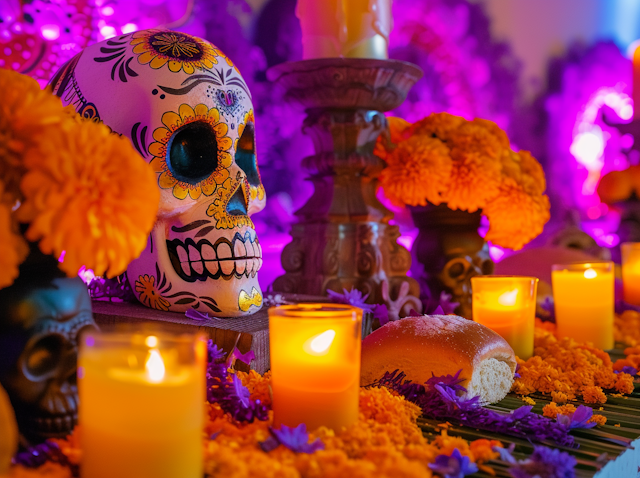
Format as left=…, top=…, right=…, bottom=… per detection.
left=361, top=314, right=517, bottom=404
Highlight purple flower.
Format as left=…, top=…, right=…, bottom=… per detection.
left=327, top=287, right=374, bottom=311
left=426, top=370, right=466, bottom=393
left=514, top=364, right=521, bottom=379
left=206, top=339, right=268, bottom=423
left=615, top=366, right=638, bottom=376
left=374, top=303, right=390, bottom=325
left=509, top=445, right=576, bottom=478
left=493, top=444, right=517, bottom=464
left=376, top=370, right=576, bottom=448
left=260, top=424, right=324, bottom=454
left=12, top=441, right=74, bottom=475
left=232, top=348, right=256, bottom=365
left=186, top=308, right=221, bottom=321
left=429, top=449, right=478, bottom=478
left=556, top=405, right=597, bottom=430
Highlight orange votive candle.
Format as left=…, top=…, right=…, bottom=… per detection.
left=471, top=276, right=538, bottom=359
left=269, top=304, right=362, bottom=431
left=79, top=331, right=205, bottom=478
left=622, top=243, right=640, bottom=305
left=551, top=262, right=614, bottom=349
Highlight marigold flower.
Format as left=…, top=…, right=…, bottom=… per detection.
left=514, top=328, right=629, bottom=403
left=0, top=69, right=68, bottom=205
left=379, top=135, right=452, bottom=206
left=0, top=184, right=27, bottom=289
left=19, top=119, right=159, bottom=278
left=377, top=112, right=550, bottom=250
left=483, top=180, right=551, bottom=250
left=588, top=414, right=607, bottom=426
left=582, top=386, right=607, bottom=404
left=409, top=112, right=465, bottom=141
left=442, top=122, right=503, bottom=212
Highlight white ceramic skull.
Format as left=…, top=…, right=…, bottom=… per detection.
left=49, top=29, right=266, bottom=317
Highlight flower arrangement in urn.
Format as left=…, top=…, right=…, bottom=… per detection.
left=375, top=113, right=550, bottom=317
left=0, top=68, right=159, bottom=443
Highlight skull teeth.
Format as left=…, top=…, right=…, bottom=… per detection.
left=167, top=232, right=263, bottom=282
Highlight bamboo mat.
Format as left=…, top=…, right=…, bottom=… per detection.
left=419, top=348, right=640, bottom=477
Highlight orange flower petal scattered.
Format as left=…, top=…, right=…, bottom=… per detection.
left=514, top=328, right=634, bottom=403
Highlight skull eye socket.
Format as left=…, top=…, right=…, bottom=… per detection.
left=167, top=121, right=219, bottom=185
left=23, top=335, right=64, bottom=379
left=235, top=121, right=260, bottom=187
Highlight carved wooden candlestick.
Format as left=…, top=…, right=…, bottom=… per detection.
left=267, top=58, right=423, bottom=313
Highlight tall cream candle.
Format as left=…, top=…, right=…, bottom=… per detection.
left=296, top=0, right=392, bottom=59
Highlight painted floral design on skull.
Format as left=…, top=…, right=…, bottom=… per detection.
left=49, top=29, right=266, bottom=317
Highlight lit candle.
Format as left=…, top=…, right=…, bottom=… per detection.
left=269, top=304, right=362, bottom=431
left=471, top=276, right=538, bottom=359
left=622, top=242, right=640, bottom=305
left=79, top=331, right=205, bottom=478
left=551, top=262, right=614, bottom=349
left=295, top=0, right=392, bottom=59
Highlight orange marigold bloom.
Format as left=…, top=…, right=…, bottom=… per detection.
left=582, top=386, right=607, bottom=404
left=442, top=122, right=503, bottom=212
left=483, top=179, right=551, bottom=250
left=551, top=391, right=569, bottom=404
left=0, top=184, right=27, bottom=289
left=513, top=329, right=627, bottom=402
left=615, top=373, right=635, bottom=395
left=19, top=119, right=159, bottom=278
left=588, top=414, right=607, bottom=426
left=379, top=135, right=452, bottom=206
left=0, top=69, right=68, bottom=205
left=542, top=402, right=576, bottom=419
left=410, top=112, right=465, bottom=141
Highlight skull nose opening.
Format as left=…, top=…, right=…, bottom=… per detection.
left=226, top=185, right=248, bottom=216
left=167, top=121, right=219, bottom=184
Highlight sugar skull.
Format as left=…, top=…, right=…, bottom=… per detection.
left=49, top=29, right=266, bottom=317
left=0, top=252, right=97, bottom=444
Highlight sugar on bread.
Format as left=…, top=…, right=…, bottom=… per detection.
left=361, top=314, right=517, bottom=404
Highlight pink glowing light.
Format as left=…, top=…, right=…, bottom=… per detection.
left=101, top=6, right=115, bottom=16
left=570, top=85, right=632, bottom=199
left=121, top=23, right=138, bottom=34
left=40, top=24, right=60, bottom=40
left=99, top=25, right=117, bottom=39
left=489, top=245, right=505, bottom=262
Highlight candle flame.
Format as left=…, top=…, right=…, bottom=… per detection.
left=305, top=329, right=336, bottom=355
left=498, top=289, right=518, bottom=306
left=145, top=349, right=165, bottom=382
left=584, top=268, right=597, bottom=279
left=145, top=335, right=159, bottom=348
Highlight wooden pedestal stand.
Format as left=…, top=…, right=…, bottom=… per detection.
left=267, top=58, right=423, bottom=313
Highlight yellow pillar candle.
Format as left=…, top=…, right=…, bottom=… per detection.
left=622, top=242, right=640, bottom=305
left=551, top=262, right=614, bottom=349
left=269, top=304, right=362, bottom=431
left=296, top=0, right=392, bottom=59
left=471, top=276, right=538, bottom=359
left=79, top=331, right=205, bottom=478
